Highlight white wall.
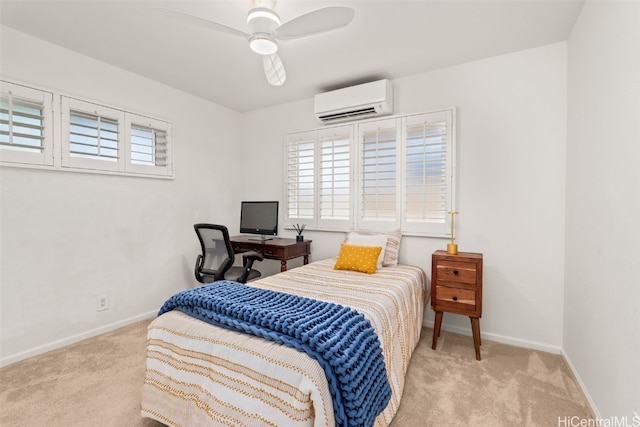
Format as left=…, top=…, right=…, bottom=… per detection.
left=565, top=1, right=640, bottom=420
left=0, top=26, right=244, bottom=365
left=242, top=42, right=569, bottom=352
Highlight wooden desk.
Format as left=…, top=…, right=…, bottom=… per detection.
left=230, top=236, right=312, bottom=272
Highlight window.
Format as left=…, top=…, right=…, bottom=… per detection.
left=63, top=99, right=124, bottom=171
left=286, top=130, right=315, bottom=224
left=318, top=126, right=353, bottom=229
left=62, top=96, right=173, bottom=177
left=401, top=110, right=455, bottom=236
left=1, top=79, right=172, bottom=178
left=285, top=108, right=456, bottom=237
left=130, top=125, right=165, bottom=166
left=358, top=118, right=400, bottom=229
left=69, top=112, right=119, bottom=161
left=0, top=80, right=54, bottom=166
left=125, top=114, right=172, bottom=177
left=285, top=125, right=353, bottom=230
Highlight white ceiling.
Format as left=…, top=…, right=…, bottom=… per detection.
left=0, top=0, right=584, bottom=112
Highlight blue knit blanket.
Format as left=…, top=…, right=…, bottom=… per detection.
left=158, top=280, right=392, bottom=427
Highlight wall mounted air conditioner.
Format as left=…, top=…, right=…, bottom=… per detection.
left=314, top=79, right=393, bottom=124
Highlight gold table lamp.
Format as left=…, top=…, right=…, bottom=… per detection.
left=447, top=211, right=458, bottom=255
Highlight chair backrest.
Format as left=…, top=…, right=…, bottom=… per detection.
left=194, top=224, right=235, bottom=280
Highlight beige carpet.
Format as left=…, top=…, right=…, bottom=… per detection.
left=0, top=319, right=593, bottom=427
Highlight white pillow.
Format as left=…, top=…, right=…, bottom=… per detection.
left=346, top=230, right=403, bottom=267
left=345, top=233, right=388, bottom=269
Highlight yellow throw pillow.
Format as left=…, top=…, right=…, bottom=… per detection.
left=345, top=233, right=388, bottom=269
left=334, top=243, right=383, bottom=274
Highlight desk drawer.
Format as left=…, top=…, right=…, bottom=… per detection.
left=261, top=247, right=285, bottom=258
left=232, top=243, right=285, bottom=259
left=232, top=243, right=248, bottom=253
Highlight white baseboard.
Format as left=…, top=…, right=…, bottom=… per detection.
left=561, top=348, right=601, bottom=419
left=0, top=310, right=157, bottom=368
left=423, top=319, right=562, bottom=354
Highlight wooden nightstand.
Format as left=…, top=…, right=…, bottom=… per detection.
left=431, top=250, right=483, bottom=360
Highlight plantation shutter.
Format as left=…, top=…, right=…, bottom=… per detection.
left=126, top=114, right=172, bottom=176
left=358, top=118, right=400, bottom=229
left=317, top=125, right=353, bottom=229
left=69, top=110, right=119, bottom=161
left=130, top=125, right=158, bottom=165
left=2, top=79, right=173, bottom=178
left=0, top=81, right=53, bottom=166
left=285, top=131, right=316, bottom=227
left=1, top=96, right=44, bottom=153
left=402, top=110, right=455, bottom=236
left=62, top=97, right=124, bottom=172
left=283, top=108, right=455, bottom=237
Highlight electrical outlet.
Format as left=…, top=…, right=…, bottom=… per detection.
left=97, top=295, right=109, bottom=311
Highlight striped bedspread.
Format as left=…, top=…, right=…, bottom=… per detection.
left=158, top=280, right=392, bottom=426
left=142, top=258, right=428, bottom=427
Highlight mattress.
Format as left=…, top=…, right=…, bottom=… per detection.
left=142, top=258, right=428, bottom=426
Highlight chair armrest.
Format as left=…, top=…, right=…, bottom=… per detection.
left=238, top=251, right=263, bottom=283
left=241, top=251, right=264, bottom=263
left=194, top=254, right=205, bottom=283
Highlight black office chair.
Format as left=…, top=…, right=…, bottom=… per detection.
left=193, top=223, right=263, bottom=284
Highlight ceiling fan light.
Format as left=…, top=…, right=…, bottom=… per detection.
left=247, top=8, right=281, bottom=26
left=249, top=35, right=278, bottom=55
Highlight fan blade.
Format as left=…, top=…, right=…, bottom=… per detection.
left=263, top=53, right=286, bottom=86
left=273, top=7, right=354, bottom=40
left=156, top=8, right=249, bottom=39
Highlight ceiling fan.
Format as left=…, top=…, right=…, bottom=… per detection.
left=159, top=0, right=355, bottom=86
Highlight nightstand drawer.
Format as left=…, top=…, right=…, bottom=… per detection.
left=435, top=286, right=476, bottom=309
left=436, top=260, right=477, bottom=285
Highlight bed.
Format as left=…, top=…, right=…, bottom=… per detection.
left=141, top=249, right=428, bottom=427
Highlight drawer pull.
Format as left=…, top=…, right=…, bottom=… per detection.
left=452, top=296, right=458, bottom=301
left=453, top=270, right=459, bottom=275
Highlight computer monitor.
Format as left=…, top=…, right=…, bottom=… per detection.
left=240, top=201, right=279, bottom=241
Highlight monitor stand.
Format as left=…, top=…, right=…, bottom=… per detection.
left=248, top=235, right=274, bottom=241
